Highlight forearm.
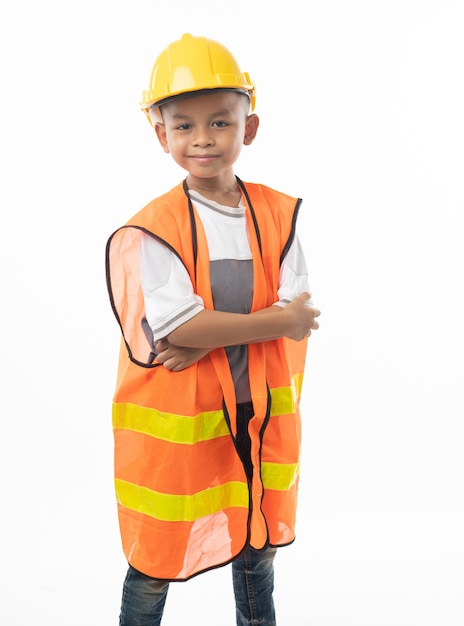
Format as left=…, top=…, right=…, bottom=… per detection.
left=167, top=293, right=319, bottom=348
left=167, top=306, right=283, bottom=349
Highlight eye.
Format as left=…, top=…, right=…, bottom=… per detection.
left=175, top=123, right=191, bottom=131
left=212, top=120, right=228, bottom=128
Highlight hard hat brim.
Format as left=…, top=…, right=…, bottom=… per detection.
left=147, top=87, right=253, bottom=112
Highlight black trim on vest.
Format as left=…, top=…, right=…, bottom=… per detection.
left=280, top=197, right=302, bottom=266
left=236, top=177, right=263, bottom=258
left=183, top=179, right=199, bottom=283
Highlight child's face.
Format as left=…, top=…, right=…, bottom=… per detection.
left=154, top=91, right=258, bottom=183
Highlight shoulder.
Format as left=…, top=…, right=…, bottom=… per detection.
left=239, top=180, right=300, bottom=207
left=239, top=181, right=302, bottom=223
left=125, top=181, right=188, bottom=229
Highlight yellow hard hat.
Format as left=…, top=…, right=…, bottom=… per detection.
left=141, top=33, right=255, bottom=124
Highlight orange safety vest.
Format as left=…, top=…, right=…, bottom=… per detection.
left=106, top=178, right=308, bottom=580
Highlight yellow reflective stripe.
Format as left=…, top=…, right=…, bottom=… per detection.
left=261, top=461, right=300, bottom=491
left=113, top=377, right=301, bottom=444
left=269, top=378, right=300, bottom=416
left=293, top=372, right=304, bottom=398
left=115, top=478, right=249, bottom=522
left=113, top=402, right=229, bottom=444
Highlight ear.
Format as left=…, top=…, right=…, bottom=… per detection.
left=243, top=114, right=259, bottom=146
left=155, top=122, right=170, bottom=153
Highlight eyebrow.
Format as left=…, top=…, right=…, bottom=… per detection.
left=169, top=108, right=233, bottom=120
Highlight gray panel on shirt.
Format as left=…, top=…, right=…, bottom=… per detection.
left=211, top=258, right=253, bottom=404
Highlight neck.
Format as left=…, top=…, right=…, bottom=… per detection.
left=186, top=175, right=242, bottom=207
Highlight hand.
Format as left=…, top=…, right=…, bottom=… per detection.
left=283, top=292, right=321, bottom=341
left=154, top=339, right=210, bottom=371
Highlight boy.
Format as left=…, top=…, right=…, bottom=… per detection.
left=106, top=33, right=320, bottom=626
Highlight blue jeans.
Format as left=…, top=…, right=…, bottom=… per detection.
left=119, top=546, right=277, bottom=625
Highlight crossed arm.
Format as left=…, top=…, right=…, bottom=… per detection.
left=155, top=292, right=320, bottom=371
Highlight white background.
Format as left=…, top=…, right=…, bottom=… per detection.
left=1, top=1, right=463, bottom=624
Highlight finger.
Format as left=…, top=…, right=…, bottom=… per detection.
left=155, top=351, right=167, bottom=364
left=156, top=339, right=168, bottom=351
left=167, top=354, right=187, bottom=370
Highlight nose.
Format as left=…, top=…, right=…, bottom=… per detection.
left=191, top=126, right=214, bottom=147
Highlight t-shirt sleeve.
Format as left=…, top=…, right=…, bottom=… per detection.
left=139, top=233, right=204, bottom=341
left=273, top=236, right=313, bottom=307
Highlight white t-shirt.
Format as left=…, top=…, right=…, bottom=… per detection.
left=139, top=190, right=311, bottom=401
